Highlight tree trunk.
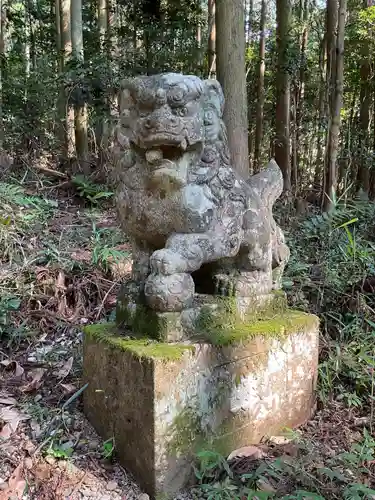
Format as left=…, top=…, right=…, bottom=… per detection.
left=275, top=0, right=291, bottom=192
left=371, top=85, right=375, bottom=200
left=216, top=0, right=249, bottom=179
left=60, top=0, right=75, bottom=158
left=294, top=0, right=309, bottom=190
left=323, top=0, right=346, bottom=212
left=253, top=0, right=266, bottom=174
left=0, top=0, right=3, bottom=149
left=356, top=0, right=371, bottom=195
left=55, top=0, right=65, bottom=148
left=313, top=34, right=327, bottom=192
left=208, top=0, right=216, bottom=78
left=98, top=0, right=107, bottom=51
left=71, top=0, right=89, bottom=167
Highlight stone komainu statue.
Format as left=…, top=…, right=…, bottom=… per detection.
left=113, top=73, right=289, bottom=313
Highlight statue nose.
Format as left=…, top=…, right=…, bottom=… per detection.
left=144, top=113, right=179, bottom=130
left=145, top=117, right=153, bottom=129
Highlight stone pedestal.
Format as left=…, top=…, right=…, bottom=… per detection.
left=82, top=310, right=319, bottom=499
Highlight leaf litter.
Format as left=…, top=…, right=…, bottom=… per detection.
left=1, top=174, right=371, bottom=500
left=0, top=180, right=147, bottom=499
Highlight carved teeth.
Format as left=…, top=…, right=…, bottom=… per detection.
left=145, top=149, right=163, bottom=165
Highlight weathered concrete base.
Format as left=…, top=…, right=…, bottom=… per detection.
left=116, top=282, right=287, bottom=342
left=82, top=310, right=319, bottom=499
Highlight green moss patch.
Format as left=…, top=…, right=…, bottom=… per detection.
left=83, top=322, right=194, bottom=361
left=194, top=300, right=318, bottom=346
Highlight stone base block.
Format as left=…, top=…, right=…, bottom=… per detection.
left=116, top=284, right=288, bottom=342
left=82, top=310, right=319, bottom=499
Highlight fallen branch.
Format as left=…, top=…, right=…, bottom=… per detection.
left=32, top=164, right=68, bottom=179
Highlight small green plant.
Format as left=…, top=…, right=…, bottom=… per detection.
left=101, top=438, right=115, bottom=460
left=72, top=175, right=113, bottom=204
left=91, top=223, right=130, bottom=272
left=194, top=450, right=233, bottom=484
left=0, top=296, right=21, bottom=337
left=46, top=441, right=74, bottom=459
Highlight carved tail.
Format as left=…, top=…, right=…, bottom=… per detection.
left=247, top=159, right=283, bottom=209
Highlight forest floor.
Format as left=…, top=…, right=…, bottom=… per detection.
left=0, top=165, right=375, bottom=499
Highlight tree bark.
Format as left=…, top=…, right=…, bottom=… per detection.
left=55, top=0, right=65, bottom=148
left=208, top=0, right=216, bottom=78
left=294, top=0, right=309, bottom=191
left=253, top=0, right=266, bottom=174
left=275, top=0, right=291, bottom=192
left=60, top=0, right=75, bottom=158
left=313, top=34, right=327, bottom=192
left=98, top=0, right=107, bottom=51
left=323, top=0, right=346, bottom=212
left=71, top=0, right=89, bottom=166
left=216, top=0, right=249, bottom=179
left=356, top=0, right=371, bottom=195
left=0, top=0, right=3, bottom=149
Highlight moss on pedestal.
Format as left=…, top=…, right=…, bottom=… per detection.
left=83, top=322, right=194, bottom=361
left=116, top=296, right=183, bottom=342
left=194, top=298, right=318, bottom=346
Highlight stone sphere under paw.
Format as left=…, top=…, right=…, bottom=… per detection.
left=144, top=273, right=195, bottom=312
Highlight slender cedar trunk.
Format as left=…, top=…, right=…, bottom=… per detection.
left=101, top=0, right=118, bottom=155
left=107, top=0, right=119, bottom=121
left=323, top=0, right=346, bottom=212
left=338, top=94, right=355, bottom=194
left=143, top=0, right=161, bottom=74
left=208, top=0, right=216, bottom=78
left=370, top=77, right=375, bottom=200
left=27, top=0, right=36, bottom=71
left=97, top=0, right=108, bottom=148
left=98, top=0, right=107, bottom=51
left=216, top=0, right=249, bottom=178
left=275, top=0, right=291, bottom=192
left=71, top=0, right=89, bottom=167
left=253, top=0, right=266, bottom=174
left=295, top=0, right=309, bottom=189
left=0, top=0, right=3, bottom=149
left=291, top=93, right=298, bottom=192
left=60, top=0, right=75, bottom=158
left=55, top=0, right=65, bottom=148
left=245, top=0, right=253, bottom=43
left=314, top=34, right=327, bottom=191
left=356, top=0, right=371, bottom=195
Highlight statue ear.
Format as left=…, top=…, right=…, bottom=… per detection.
left=204, top=79, right=225, bottom=115
left=119, top=78, right=140, bottom=111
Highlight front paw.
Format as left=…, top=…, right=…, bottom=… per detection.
left=150, top=249, right=187, bottom=275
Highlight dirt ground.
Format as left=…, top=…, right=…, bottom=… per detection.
left=0, top=173, right=372, bottom=500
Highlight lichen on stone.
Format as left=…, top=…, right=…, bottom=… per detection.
left=83, top=322, right=194, bottom=361
left=167, top=405, right=204, bottom=456
left=194, top=298, right=318, bottom=346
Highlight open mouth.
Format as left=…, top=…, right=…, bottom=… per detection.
left=158, top=144, right=185, bottom=161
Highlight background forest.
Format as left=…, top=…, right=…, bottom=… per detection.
left=1, top=0, right=375, bottom=499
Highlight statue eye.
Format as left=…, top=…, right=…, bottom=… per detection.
left=204, top=111, right=214, bottom=125
left=175, top=106, right=188, bottom=117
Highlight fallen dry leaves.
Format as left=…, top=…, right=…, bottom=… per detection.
left=0, top=398, right=30, bottom=438
left=53, top=356, right=73, bottom=380
left=227, top=445, right=266, bottom=461
left=21, top=368, right=46, bottom=393
left=0, top=463, right=27, bottom=500
left=1, top=359, right=24, bottom=377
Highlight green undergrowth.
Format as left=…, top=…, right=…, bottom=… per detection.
left=190, top=428, right=375, bottom=499
left=83, top=321, right=194, bottom=361
left=282, top=198, right=375, bottom=407
left=194, top=296, right=318, bottom=346
left=0, top=175, right=129, bottom=342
